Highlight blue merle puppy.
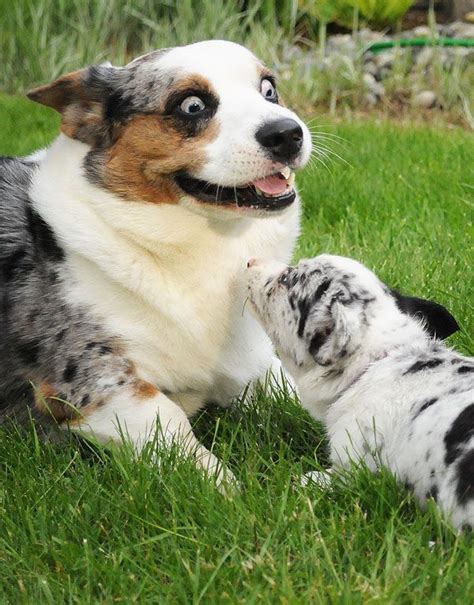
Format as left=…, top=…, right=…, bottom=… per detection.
left=247, top=254, right=474, bottom=530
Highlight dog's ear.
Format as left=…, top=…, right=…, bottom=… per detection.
left=390, top=289, right=459, bottom=339
left=27, top=65, right=121, bottom=145
left=308, top=300, right=352, bottom=367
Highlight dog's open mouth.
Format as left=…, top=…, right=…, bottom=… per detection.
left=175, top=168, right=296, bottom=211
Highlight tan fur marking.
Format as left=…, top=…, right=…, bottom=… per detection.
left=133, top=379, right=160, bottom=400
left=27, top=70, right=84, bottom=113
left=102, top=115, right=219, bottom=205
left=34, top=383, right=81, bottom=422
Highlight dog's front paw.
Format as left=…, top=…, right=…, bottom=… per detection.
left=300, top=469, right=333, bottom=489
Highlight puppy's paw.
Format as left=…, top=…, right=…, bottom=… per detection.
left=301, top=469, right=333, bottom=489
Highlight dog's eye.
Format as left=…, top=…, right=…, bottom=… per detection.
left=278, top=268, right=293, bottom=286
left=260, top=79, right=278, bottom=103
left=180, top=96, right=206, bottom=115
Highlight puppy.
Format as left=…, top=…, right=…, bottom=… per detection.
left=0, top=40, right=311, bottom=485
left=247, top=255, right=474, bottom=529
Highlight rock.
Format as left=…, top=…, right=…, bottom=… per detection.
left=415, top=46, right=435, bottom=68
left=442, top=21, right=474, bottom=38
left=363, top=73, right=385, bottom=99
left=411, top=25, right=433, bottom=38
left=363, top=59, right=378, bottom=77
left=414, top=90, right=437, bottom=108
left=365, top=92, right=379, bottom=106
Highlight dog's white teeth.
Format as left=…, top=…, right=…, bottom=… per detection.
left=288, top=172, right=295, bottom=188
left=279, top=167, right=291, bottom=180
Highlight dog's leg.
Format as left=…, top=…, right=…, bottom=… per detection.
left=32, top=345, right=232, bottom=487
left=69, top=386, right=232, bottom=486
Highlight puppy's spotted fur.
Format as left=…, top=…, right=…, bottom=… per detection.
left=247, top=255, right=474, bottom=529
left=0, top=41, right=312, bottom=486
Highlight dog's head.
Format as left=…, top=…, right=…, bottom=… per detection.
left=247, top=254, right=459, bottom=371
left=27, top=40, right=311, bottom=216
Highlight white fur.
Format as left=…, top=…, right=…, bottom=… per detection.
left=247, top=254, right=473, bottom=528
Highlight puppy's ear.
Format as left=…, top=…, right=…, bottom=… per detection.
left=27, top=65, right=122, bottom=145
left=390, top=289, right=459, bottom=339
left=309, top=301, right=351, bottom=366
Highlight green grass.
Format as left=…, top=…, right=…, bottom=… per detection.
left=0, top=95, right=473, bottom=603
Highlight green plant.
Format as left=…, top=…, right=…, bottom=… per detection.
left=355, top=0, right=415, bottom=27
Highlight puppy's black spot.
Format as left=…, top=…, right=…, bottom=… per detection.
left=80, top=394, right=91, bottom=406
left=56, top=329, right=66, bottom=342
left=309, top=329, right=330, bottom=358
left=425, top=485, right=438, bottom=502
left=63, top=360, right=78, bottom=382
left=456, top=449, right=474, bottom=504
left=85, top=342, right=98, bottom=350
left=444, top=404, right=474, bottom=465
left=26, top=206, right=65, bottom=262
left=430, top=468, right=435, bottom=478
left=404, top=358, right=443, bottom=375
left=312, top=279, right=332, bottom=303
left=413, top=397, right=438, bottom=419
left=297, top=299, right=310, bottom=338
left=18, top=340, right=40, bottom=366
left=458, top=365, right=474, bottom=374
left=99, top=345, right=113, bottom=355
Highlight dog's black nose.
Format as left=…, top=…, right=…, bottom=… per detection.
left=255, top=118, right=303, bottom=163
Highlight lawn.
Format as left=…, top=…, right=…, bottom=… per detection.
left=0, top=94, right=473, bottom=604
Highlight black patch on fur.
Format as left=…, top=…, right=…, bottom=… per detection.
left=404, top=358, right=443, bottom=375
left=456, top=449, right=474, bottom=504
left=458, top=365, right=474, bottom=374
left=26, top=206, right=65, bottom=262
left=56, top=329, right=66, bottom=342
left=80, top=394, right=91, bottom=406
left=312, top=279, right=332, bottom=303
left=85, top=342, right=98, bottom=350
left=1, top=247, right=33, bottom=281
left=413, top=397, right=438, bottom=419
left=297, top=299, right=310, bottom=338
left=17, top=340, right=40, bottom=366
left=296, top=279, right=332, bottom=339
left=444, top=404, right=474, bottom=465
left=63, top=360, right=78, bottom=382
left=425, top=485, right=438, bottom=502
left=390, top=289, right=459, bottom=339
left=99, top=345, right=113, bottom=355
left=105, top=90, right=134, bottom=122
left=309, top=330, right=330, bottom=358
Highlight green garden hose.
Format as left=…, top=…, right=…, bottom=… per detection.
left=367, top=37, right=474, bottom=54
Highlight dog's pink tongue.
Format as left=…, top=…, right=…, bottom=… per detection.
left=252, top=174, right=288, bottom=195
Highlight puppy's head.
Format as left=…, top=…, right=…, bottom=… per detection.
left=27, top=40, right=311, bottom=216
left=247, top=254, right=459, bottom=371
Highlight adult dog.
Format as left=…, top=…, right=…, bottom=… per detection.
left=0, top=41, right=311, bottom=485
left=246, top=255, right=473, bottom=529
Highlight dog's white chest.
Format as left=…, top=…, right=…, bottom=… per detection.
left=62, top=202, right=299, bottom=408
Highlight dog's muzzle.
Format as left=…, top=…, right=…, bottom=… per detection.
left=175, top=167, right=296, bottom=211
